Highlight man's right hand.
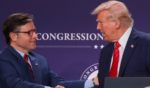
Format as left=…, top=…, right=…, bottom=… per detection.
left=92, top=76, right=99, bottom=86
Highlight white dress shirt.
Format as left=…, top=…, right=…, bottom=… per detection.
left=109, top=26, right=132, bottom=76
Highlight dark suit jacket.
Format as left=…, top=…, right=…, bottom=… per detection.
left=0, top=46, right=84, bottom=88
left=98, top=29, right=150, bottom=88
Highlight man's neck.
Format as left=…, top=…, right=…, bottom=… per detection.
left=10, top=43, right=29, bottom=54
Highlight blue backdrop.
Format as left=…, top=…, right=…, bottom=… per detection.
left=0, top=0, right=150, bottom=80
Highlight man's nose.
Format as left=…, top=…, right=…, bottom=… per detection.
left=33, top=32, right=37, bottom=39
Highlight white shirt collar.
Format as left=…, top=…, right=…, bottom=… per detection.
left=118, top=26, right=132, bottom=48
left=15, top=49, right=28, bottom=58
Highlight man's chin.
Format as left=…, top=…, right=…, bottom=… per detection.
left=103, top=38, right=112, bottom=42
left=103, top=37, right=108, bottom=41
left=30, top=45, right=36, bottom=50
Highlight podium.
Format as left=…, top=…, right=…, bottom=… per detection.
left=104, top=77, right=150, bottom=88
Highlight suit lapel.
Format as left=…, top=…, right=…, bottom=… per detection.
left=99, top=43, right=114, bottom=76
left=8, top=46, right=34, bottom=81
left=29, top=53, right=42, bottom=83
left=119, top=30, right=138, bottom=76
left=105, top=43, right=114, bottom=75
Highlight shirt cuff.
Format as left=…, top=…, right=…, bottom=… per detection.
left=84, top=79, right=94, bottom=88
left=45, top=86, right=53, bottom=88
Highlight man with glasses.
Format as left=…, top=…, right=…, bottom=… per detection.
left=0, top=13, right=84, bottom=88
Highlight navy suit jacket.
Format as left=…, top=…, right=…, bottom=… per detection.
left=98, top=29, right=150, bottom=88
left=0, top=46, right=84, bottom=88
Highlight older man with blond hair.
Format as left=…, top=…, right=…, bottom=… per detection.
left=91, top=0, right=150, bottom=88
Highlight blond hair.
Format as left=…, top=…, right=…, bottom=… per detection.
left=92, top=0, right=133, bottom=29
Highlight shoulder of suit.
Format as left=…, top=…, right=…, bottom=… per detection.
left=135, top=30, right=150, bottom=42
left=0, top=46, right=18, bottom=61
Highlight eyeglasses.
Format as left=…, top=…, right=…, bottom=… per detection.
left=14, top=29, right=37, bottom=36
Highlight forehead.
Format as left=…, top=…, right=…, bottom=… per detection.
left=97, top=10, right=112, bottom=20
left=19, top=21, right=35, bottom=31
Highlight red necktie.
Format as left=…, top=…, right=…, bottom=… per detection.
left=24, top=54, right=35, bottom=80
left=109, top=42, right=120, bottom=77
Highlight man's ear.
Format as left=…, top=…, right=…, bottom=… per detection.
left=9, top=32, right=17, bottom=42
